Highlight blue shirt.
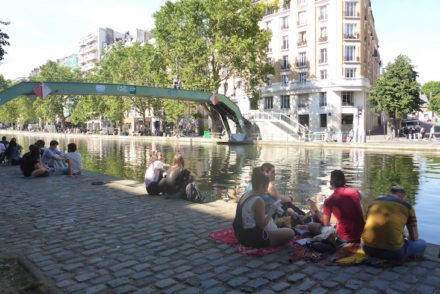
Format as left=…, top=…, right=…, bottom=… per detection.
left=42, top=148, right=64, bottom=168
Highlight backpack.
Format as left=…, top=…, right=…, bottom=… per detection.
left=185, top=183, right=204, bottom=203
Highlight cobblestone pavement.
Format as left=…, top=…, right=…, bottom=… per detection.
left=0, top=166, right=439, bottom=294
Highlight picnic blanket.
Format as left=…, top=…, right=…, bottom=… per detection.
left=209, top=226, right=302, bottom=257
left=289, top=242, right=417, bottom=267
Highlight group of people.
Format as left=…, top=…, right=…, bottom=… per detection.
left=144, top=151, right=202, bottom=202
left=233, top=165, right=426, bottom=261
left=0, top=136, right=83, bottom=178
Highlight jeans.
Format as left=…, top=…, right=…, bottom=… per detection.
left=362, top=239, right=426, bottom=260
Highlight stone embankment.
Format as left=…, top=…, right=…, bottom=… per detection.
left=0, top=166, right=439, bottom=293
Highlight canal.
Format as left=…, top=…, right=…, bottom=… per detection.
left=11, top=134, right=440, bottom=244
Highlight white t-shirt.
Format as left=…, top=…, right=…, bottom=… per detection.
left=240, top=193, right=277, bottom=231
left=65, top=152, right=83, bottom=174
left=144, top=160, right=164, bottom=187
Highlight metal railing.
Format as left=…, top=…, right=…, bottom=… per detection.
left=244, top=110, right=306, bottom=134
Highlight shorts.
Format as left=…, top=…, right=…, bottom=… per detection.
left=237, top=227, right=270, bottom=248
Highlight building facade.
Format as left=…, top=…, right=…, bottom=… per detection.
left=230, top=0, right=381, bottom=142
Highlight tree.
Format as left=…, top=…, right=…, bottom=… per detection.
left=422, top=81, right=440, bottom=113
left=0, top=21, right=10, bottom=63
left=97, top=42, right=167, bottom=131
left=153, top=0, right=272, bottom=128
left=30, top=61, right=83, bottom=128
left=369, top=54, right=422, bottom=131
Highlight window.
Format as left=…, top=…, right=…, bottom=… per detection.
left=299, top=114, right=309, bottom=126
left=342, top=114, right=354, bottom=125
left=320, top=69, right=327, bottom=80
left=298, top=72, right=307, bottom=83
left=266, top=57, right=272, bottom=64
left=298, top=94, right=308, bottom=108
left=264, top=96, right=273, bottom=109
left=282, top=55, right=289, bottom=69
left=319, top=48, right=327, bottom=64
left=319, top=92, right=327, bottom=107
left=281, top=16, right=289, bottom=29
left=319, top=27, right=327, bottom=42
left=298, top=0, right=307, bottom=6
left=282, top=74, right=289, bottom=85
left=344, top=1, right=358, bottom=17
left=344, top=23, right=358, bottom=39
left=281, top=95, right=290, bottom=109
left=319, top=5, right=328, bottom=20
left=298, top=31, right=307, bottom=46
left=282, top=35, right=289, bottom=50
left=342, top=91, right=354, bottom=106
left=298, top=52, right=307, bottom=66
left=265, top=21, right=272, bottom=30
left=320, top=113, right=327, bottom=128
left=344, top=45, right=356, bottom=61
left=267, top=42, right=272, bottom=53
left=298, top=12, right=307, bottom=26
left=345, top=68, right=356, bottom=79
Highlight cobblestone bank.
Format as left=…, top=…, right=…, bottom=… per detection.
left=0, top=166, right=439, bottom=293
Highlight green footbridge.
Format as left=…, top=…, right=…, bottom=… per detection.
left=0, top=82, right=249, bottom=141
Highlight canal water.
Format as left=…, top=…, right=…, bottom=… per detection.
left=13, top=134, right=440, bottom=244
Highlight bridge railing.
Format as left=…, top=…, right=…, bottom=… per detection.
left=244, top=110, right=306, bottom=133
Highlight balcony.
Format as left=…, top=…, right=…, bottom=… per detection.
left=281, top=24, right=289, bottom=30
left=344, top=33, right=360, bottom=40
left=297, top=39, right=307, bottom=46
left=344, top=11, right=360, bottom=18
left=318, top=15, right=328, bottom=21
left=266, top=47, right=273, bottom=53
left=281, top=64, right=290, bottom=70
left=344, top=56, right=360, bottom=62
left=297, top=21, right=307, bottom=27
left=296, top=61, right=308, bottom=68
left=319, top=59, right=327, bottom=64
left=281, top=44, right=289, bottom=51
left=319, top=35, right=328, bottom=42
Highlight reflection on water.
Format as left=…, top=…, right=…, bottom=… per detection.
left=13, top=134, right=440, bottom=244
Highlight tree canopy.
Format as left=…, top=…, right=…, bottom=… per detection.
left=422, top=81, right=440, bottom=113
left=153, top=0, right=272, bottom=106
left=0, top=21, right=10, bottom=63
left=368, top=54, right=422, bottom=128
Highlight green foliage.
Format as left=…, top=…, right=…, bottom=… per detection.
left=30, top=61, right=84, bottom=127
left=0, top=21, right=10, bottom=63
left=153, top=0, right=272, bottom=97
left=163, top=99, right=185, bottom=123
left=422, top=81, right=440, bottom=113
left=369, top=55, right=421, bottom=125
left=96, top=42, right=167, bottom=126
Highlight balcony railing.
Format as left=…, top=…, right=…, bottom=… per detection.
left=297, top=39, right=307, bottom=46
left=281, top=45, right=289, bottom=50
left=319, top=35, right=328, bottom=42
left=281, top=25, right=289, bottom=30
left=344, top=11, right=360, bottom=17
left=281, top=64, right=290, bottom=70
left=344, top=56, right=360, bottom=62
left=318, top=15, right=328, bottom=21
left=297, top=21, right=307, bottom=26
left=344, top=33, right=360, bottom=40
left=319, top=59, right=327, bottom=64
left=296, top=61, right=308, bottom=67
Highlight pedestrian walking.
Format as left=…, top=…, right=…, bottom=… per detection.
left=429, top=126, right=436, bottom=141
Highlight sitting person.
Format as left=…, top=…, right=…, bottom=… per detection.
left=298, top=170, right=365, bottom=243
left=233, top=167, right=295, bottom=248
left=20, top=144, right=50, bottom=177
left=361, top=186, right=426, bottom=260
left=42, top=140, right=72, bottom=175
left=2, top=138, right=22, bottom=165
left=159, top=153, right=192, bottom=198
left=35, top=139, right=46, bottom=157
left=64, top=143, right=83, bottom=175
left=144, top=151, right=165, bottom=195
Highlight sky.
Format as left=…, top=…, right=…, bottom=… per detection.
left=1, top=0, right=439, bottom=85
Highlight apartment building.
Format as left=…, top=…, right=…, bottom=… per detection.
left=78, top=28, right=133, bottom=72
left=57, top=54, right=79, bottom=70
left=228, top=0, right=381, bottom=142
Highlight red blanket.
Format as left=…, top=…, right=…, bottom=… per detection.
left=209, top=226, right=300, bottom=257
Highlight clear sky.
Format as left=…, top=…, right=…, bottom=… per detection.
left=1, top=0, right=439, bottom=85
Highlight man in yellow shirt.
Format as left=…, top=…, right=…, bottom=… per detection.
left=361, top=186, right=426, bottom=260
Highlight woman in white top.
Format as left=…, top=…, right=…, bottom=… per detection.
left=144, top=151, right=165, bottom=195
left=233, top=167, right=294, bottom=248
